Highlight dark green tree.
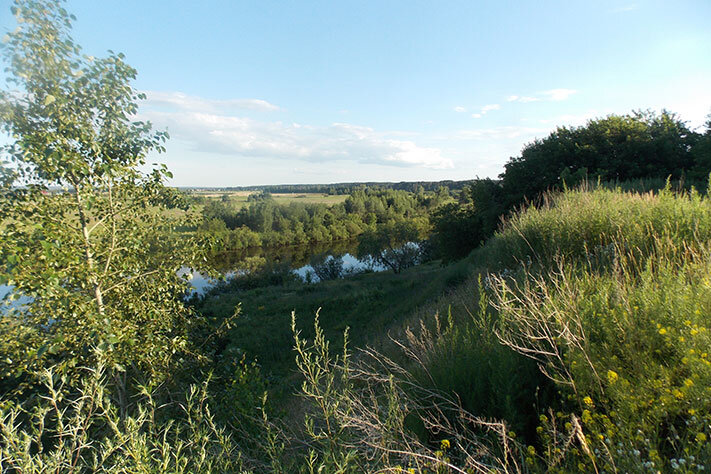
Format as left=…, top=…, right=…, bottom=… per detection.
left=501, top=110, right=699, bottom=206
left=690, top=113, right=711, bottom=182
left=430, top=179, right=504, bottom=263
left=431, top=110, right=703, bottom=262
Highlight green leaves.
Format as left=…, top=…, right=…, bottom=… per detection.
left=0, top=0, right=207, bottom=397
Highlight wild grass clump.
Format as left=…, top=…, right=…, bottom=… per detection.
left=479, top=183, right=711, bottom=270
left=492, top=237, right=711, bottom=471
left=460, top=184, right=711, bottom=471
left=0, top=362, right=252, bottom=473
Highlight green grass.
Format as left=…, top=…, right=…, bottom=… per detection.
left=195, top=260, right=471, bottom=390
left=470, top=184, right=711, bottom=270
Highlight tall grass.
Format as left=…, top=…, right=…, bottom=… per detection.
left=479, top=183, right=711, bottom=269
left=0, top=363, right=252, bottom=473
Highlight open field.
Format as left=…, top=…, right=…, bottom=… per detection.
left=190, top=191, right=348, bottom=208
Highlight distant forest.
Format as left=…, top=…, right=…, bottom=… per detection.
left=181, top=179, right=474, bottom=195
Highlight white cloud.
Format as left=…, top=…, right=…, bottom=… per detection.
left=508, top=95, right=540, bottom=103
left=481, top=104, right=501, bottom=113
left=469, top=104, right=500, bottom=118
left=541, top=88, right=577, bottom=101
left=453, top=106, right=466, bottom=113
left=140, top=94, right=453, bottom=170
left=144, top=91, right=280, bottom=112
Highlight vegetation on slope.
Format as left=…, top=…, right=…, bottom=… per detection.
left=432, top=111, right=711, bottom=262
left=2, top=1, right=711, bottom=472
left=415, top=185, right=711, bottom=471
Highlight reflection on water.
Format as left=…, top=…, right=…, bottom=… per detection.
left=294, top=252, right=385, bottom=281
left=209, top=239, right=361, bottom=273
left=2, top=240, right=400, bottom=302
left=184, top=240, right=388, bottom=295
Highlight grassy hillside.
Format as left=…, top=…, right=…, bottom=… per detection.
left=7, top=185, right=711, bottom=472
left=407, top=184, right=711, bottom=472
left=189, top=183, right=711, bottom=472
left=194, top=259, right=471, bottom=393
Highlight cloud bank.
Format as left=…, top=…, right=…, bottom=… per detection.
left=141, top=92, right=453, bottom=170
left=145, top=91, right=281, bottom=112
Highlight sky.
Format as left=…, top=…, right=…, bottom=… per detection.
left=1, top=0, right=710, bottom=187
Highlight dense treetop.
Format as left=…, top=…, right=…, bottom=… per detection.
left=432, top=109, right=711, bottom=262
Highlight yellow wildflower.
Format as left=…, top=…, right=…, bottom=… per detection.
left=658, top=328, right=667, bottom=335
left=583, top=396, right=593, bottom=406
left=607, top=370, right=619, bottom=383
left=440, top=439, right=450, bottom=450
left=697, top=433, right=707, bottom=443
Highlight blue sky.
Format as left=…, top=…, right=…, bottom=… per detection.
left=1, top=0, right=710, bottom=186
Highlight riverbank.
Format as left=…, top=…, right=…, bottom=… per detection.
left=192, top=258, right=470, bottom=396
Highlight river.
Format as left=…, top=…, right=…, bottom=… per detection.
left=184, top=239, right=387, bottom=294
left=2, top=239, right=410, bottom=305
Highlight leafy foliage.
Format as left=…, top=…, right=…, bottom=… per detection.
left=199, top=186, right=449, bottom=254
left=0, top=0, right=204, bottom=398
left=501, top=110, right=700, bottom=205
left=431, top=179, right=505, bottom=263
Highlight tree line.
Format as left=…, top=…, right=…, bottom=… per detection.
left=186, top=179, right=471, bottom=196
left=198, top=186, right=446, bottom=252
